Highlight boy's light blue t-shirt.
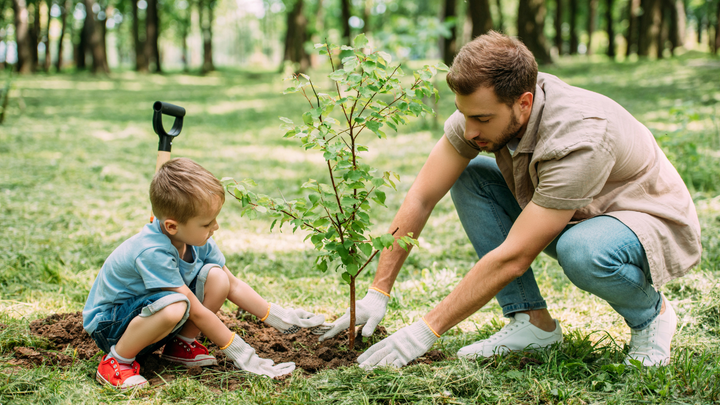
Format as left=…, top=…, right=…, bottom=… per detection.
left=82, top=219, right=226, bottom=334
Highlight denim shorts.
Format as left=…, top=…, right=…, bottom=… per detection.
left=90, top=263, right=218, bottom=355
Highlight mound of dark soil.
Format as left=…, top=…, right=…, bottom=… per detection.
left=10, top=311, right=445, bottom=385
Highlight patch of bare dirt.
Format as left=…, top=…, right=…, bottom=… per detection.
left=12, top=311, right=445, bottom=388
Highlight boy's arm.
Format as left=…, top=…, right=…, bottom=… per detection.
left=162, top=284, right=233, bottom=346
left=223, top=266, right=326, bottom=333
left=222, top=266, right=270, bottom=318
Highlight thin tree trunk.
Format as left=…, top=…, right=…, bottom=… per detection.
left=348, top=276, right=356, bottom=350
left=714, top=0, right=720, bottom=54
left=361, top=0, right=371, bottom=34
left=606, top=0, right=615, bottom=57
left=200, top=0, right=214, bottom=73
left=625, top=0, right=640, bottom=56
left=569, top=0, right=578, bottom=54
left=84, top=0, right=108, bottom=73
left=144, top=0, right=160, bottom=72
left=586, top=0, right=597, bottom=55
left=555, top=0, right=563, bottom=54
left=440, top=0, right=457, bottom=66
left=666, top=0, right=684, bottom=55
left=341, top=0, right=351, bottom=45
left=43, top=0, right=52, bottom=71
left=517, top=0, right=552, bottom=64
left=282, top=0, right=309, bottom=72
left=494, top=0, right=504, bottom=33
left=12, top=0, right=33, bottom=73
left=55, top=0, right=69, bottom=71
left=638, top=0, right=662, bottom=56
left=469, top=0, right=493, bottom=39
left=76, top=0, right=91, bottom=70
left=28, top=0, right=40, bottom=70
left=656, top=0, right=667, bottom=58
left=132, top=0, right=147, bottom=72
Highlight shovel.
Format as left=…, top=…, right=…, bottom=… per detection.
left=151, top=101, right=186, bottom=222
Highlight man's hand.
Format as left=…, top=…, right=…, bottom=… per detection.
left=319, top=288, right=389, bottom=341
left=357, top=320, right=438, bottom=369
left=222, top=334, right=295, bottom=378
left=262, top=303, right=326, bottom=334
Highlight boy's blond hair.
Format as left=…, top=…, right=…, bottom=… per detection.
left=150, top=158, right=225, bottom=223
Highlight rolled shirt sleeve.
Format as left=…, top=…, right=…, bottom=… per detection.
left=135, top=248, right=185, bottom=290
left=532, top=140, right=615, bottom=210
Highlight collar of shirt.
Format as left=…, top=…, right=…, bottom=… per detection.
left=515, top=82, right=546, bottom=155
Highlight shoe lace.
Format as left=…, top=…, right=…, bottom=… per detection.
left=628, top=324, right=658, bottom=357
left=486, top=318, right=521, bottom=343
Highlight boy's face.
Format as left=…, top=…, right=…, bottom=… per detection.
left=167, top=197, right=222, bottom=247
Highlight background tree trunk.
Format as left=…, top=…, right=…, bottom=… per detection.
left=625, top=0, right=640, bottom=56
left=12, top=0, right=33, bottom=73
left=569, top=0, right=578, bottom=54
left=638, top=0, right=662, bottom=56
left=606, top=0, right=615, bottom=57
left=440, top=0, right=457, bottom=66
left=132, top=0, right=147, bottom=71
left=341, top=0, right=351, bottom=44
left=468, top=0, right=493, bottom=39
left=361, top=0, right=371, bottom=34
left=517, top=0, right=552, bottom=64
left=666, top=0, right=685, bottom=55
left=494, top=0, right=504, bottom=33
left=144, top=0, right=161, bottom=72
left=84, top=0, right=109, bottom=73
left=282, top=0, right=309, bottom=72
left=30, top=0, right=40, bottom=70
left=76, top=2, right=91, bottom=70
left=200, top=0, right=215, bottom=73
left=555, top=0, right=564, bottom=54
left=714, top=0, right=720, bottom=54
left=55, top=0, right=69, bottom=71
left=43, top=0, right=52, bottom=71
left=586, top=0, right=597, bottom=55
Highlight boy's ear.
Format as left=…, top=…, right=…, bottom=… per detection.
left=163, top=218, right=180, bottom=235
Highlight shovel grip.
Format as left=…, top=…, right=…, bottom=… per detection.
left=153, top=101, right=186, bottom=152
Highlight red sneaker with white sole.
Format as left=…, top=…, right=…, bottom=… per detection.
left=161, top=337, right=218, bottom=367
left=96, top=354, right=148, bottom=390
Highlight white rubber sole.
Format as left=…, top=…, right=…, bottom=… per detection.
left=96, top=371, right=148, bottom=391
left=160, top=354, right=218, bottom=367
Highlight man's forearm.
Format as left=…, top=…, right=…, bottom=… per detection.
left=372, top=194, right=434, bottom=293
left=424, top=246, right=530, bottom=334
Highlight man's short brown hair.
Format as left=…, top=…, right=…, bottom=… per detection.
left=446, top=31, right=538, bottom=106
left=150, top=158, right=225, bottom=223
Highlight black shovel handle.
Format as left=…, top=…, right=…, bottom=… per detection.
left=153, top=101, right=186, bottom=152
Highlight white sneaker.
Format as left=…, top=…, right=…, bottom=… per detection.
left=624, top=294, right=677, bottom=367
left=457, top=313, right=563, bottom=359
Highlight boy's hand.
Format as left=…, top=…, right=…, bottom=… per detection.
left=222, top=334, right=295, bottom=378
left=262, top=303, right=326, bottom=334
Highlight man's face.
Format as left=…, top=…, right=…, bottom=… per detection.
left=174, top=198, right=222, bottom=247
left=455, top=86, right=530, bottom=153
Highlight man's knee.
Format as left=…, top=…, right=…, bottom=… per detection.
left=556, top=237, right=599, bottom=291
left=451, top=156, right=501, bottom=201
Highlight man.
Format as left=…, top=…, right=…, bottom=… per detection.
left=319, top=31, right=702, bottom=368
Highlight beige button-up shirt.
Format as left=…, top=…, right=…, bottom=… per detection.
left=444, top=72, right=701, bottom=286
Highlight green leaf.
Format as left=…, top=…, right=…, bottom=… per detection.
left=357, top=145, right=369, bottom=152
left=362, top=60, right=376, bottom=72
left=328, top=70, right=346, bottom=81
left=380, top=233, right=395, bottom=249
left=317, top=260, right=328, bottom=272
left=340, top=45, right=354, bottom=50
left=302, top=111, right=314, bottom=125
left=353, top=33, right=368, bottom=48
left=308, top=193, right=320, bottom=204
left=359, top=243, right=373, bottom=257
left=366, top=120, right=382, bottom=134
left=374, top=190, right=386, bottom=205
left=342, top=272, right=352, bottom=284
left=313, top=217, right=330, bottom=227
left=279, top=116, right=294, bottom=124
left=346, top=263, right=359, bottom=276
left=377, top=51, right=392, bottom=63
left=314, top=43, right=327, bottom=49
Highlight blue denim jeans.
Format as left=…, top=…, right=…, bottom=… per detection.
left=450, top=156, right=662, bottom=330
left=90, top=263, right=218, bottom=355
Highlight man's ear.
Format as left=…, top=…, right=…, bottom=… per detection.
left=163, top=218, right=179, bottom=235
left=517, top=91, right=534, bottom=121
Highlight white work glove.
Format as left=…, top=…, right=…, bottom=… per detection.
left=357, top=319, right=438, bottom=370
left=319, top=288, right=389, bottom=341
left=262, top=303, right=326, bottom=334
left=222, top=334, right=295, bottom=378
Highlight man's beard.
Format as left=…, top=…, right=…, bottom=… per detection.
left=484, top=111, right=524, bottom=153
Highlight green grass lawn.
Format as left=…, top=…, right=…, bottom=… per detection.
left=1, top=52, right=720, bottom=404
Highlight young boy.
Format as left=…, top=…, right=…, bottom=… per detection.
left=83, top=158, right=326, bottom=390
